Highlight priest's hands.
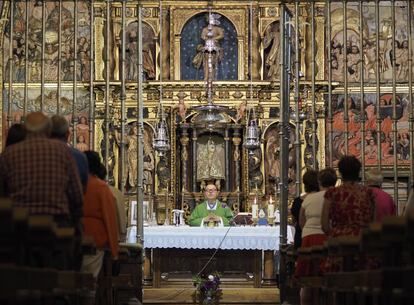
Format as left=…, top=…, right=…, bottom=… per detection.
left=203, top=213, right=222, bottom=223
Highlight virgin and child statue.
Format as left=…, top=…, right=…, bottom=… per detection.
left=197, top=138, right=225, bottom=186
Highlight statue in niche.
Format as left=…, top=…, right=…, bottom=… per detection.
left=248, top=148, right=263, bottom=189
left=143, top=128, right=155, bottom=194
left=121, top=124, right=154, bottom=192
left=263, top=22, right=280, bottom=80
left=266, top=129, right=280, bottom=180
left=100, top=123, right=116, bottom=185
left=157, top=156, right=170, bottom=191
left=125, top=24, right=155, bottom=81
left=192, top=13, right=224, bottom=80
left=265, top=125, right=296, bottom=194
left=123, top=124, right=139, bottom=189
left=304, top=121, right=319, bottom=169
left=197, top=138, right=225, bottom=188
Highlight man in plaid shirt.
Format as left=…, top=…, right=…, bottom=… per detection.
left=0, top=112, right=83, bottom=227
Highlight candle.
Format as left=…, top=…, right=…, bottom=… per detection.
left=252, top=204, right=258, bottom=219
left=268, top=203, right=274, bottom=218
left=252, top=197, right=258, bottom=219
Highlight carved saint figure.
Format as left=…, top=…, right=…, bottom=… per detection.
left=176, top=99, right=187, bottom=122
left=235, top=101, right=247, bottom=122
left=143, top=128, right=155, bottom=194
left=192, top=13, right=224, bottom=80
left=263, top=23, right=280, bottom=80
left=126, top=125, right=139, bottom=188
left=266, top=130, right=280, bottom=179
left=395, top=40, right=409, bottom=81
left=76, top=115, right=89, bottom=149
left=347, top=45, right=361, bottom=82
left=197, top=138, right=225, bottom=182
left=157, top=156, right=170, bottom=190
left=126, top=30, right=155, bottom=80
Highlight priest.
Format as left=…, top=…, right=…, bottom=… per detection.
left=189, top=182, right=233, bottom=227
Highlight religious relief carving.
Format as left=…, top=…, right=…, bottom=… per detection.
left=196, top=136, right=225, bottom=189
left=328, top=5, right=410, bottom=82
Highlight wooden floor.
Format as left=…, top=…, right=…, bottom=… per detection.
left=143, top=287, right=280, bottom=305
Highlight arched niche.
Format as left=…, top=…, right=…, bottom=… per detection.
left=264, top=122, right=297, bottom=195
left=122, top=121, right=156, bottom=194
left=262, top=21, right=281, bottom=81
left=120, top=21, right=156, bottom=81
left=180, top=12, right=238, bottom=80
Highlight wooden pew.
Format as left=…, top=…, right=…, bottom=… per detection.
left=0, top=202, right=98, bottom=305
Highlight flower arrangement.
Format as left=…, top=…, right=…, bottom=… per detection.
left=193, top=272, right=222, bottom=305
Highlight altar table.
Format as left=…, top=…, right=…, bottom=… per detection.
left=126, top=226, right=294, bottom=288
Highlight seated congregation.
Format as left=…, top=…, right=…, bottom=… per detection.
left=285, top=156, right=413, bottom=305
left=0, top=112, right=140, bottom=305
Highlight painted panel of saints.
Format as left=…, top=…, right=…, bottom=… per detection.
left=2, top=87, right=90, bottom=149
left=3, top=1, right=91, bottom=82
left=325, top=93, right=408, bottom=167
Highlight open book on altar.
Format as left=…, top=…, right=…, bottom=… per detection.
left=232, top=212, right=254, bottom=226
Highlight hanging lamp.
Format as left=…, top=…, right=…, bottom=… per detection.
left=193, top=4, right=228, bottom=128
left=153, top=1, right=170, bottom=156
left=243, top=1, right=260, bottom=153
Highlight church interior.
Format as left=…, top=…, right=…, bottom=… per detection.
left=1, top=0, right=414, bottom=304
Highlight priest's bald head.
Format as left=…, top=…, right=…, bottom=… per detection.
left=24, top=112, right=52, bottom=137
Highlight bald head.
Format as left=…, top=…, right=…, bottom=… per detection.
left=50, top=115, right=69, bottom=141
left=24, top=112, right=51, bottom=136
left=366, top=168, right=383, bottom=187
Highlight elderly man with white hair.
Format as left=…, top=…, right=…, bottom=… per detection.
left=0, top=112, right=83, bottom=229
left=366, top=168, right=396, bottom=221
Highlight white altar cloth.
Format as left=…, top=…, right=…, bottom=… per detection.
left=127, top=226, right=294, bottom=250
